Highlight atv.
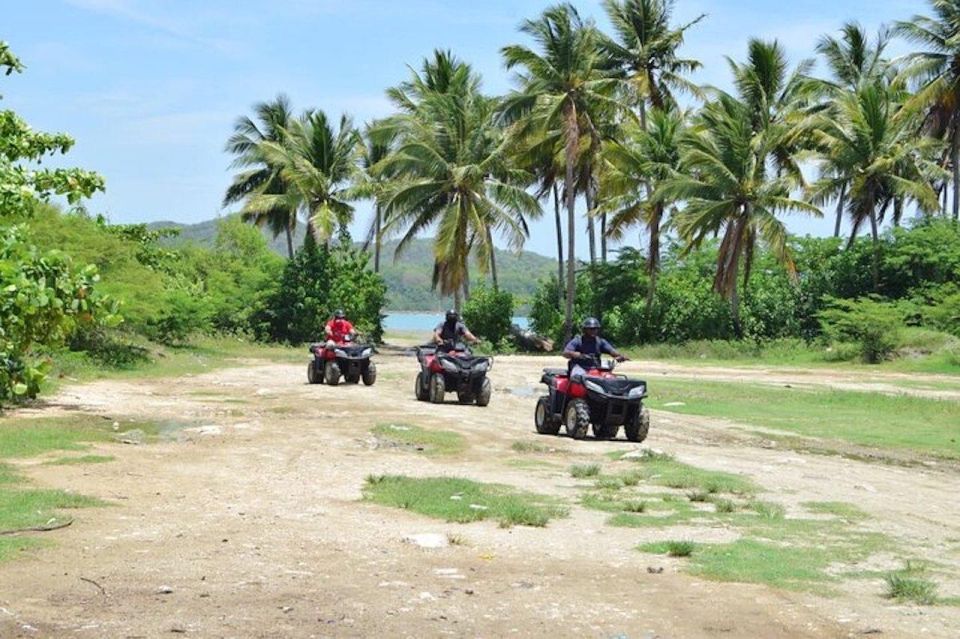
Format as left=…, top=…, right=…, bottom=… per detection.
left=414, top=341, right=492, bottom=406
left=307, top=336, right=376, bottom=386
left=535, top=356, right=649, bottom=441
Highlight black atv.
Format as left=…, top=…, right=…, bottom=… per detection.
left=307, top=337, right=376, bottom=386
left=534, top=356, right=649, bottom=441
left=414, top=341, right=493, bottom=406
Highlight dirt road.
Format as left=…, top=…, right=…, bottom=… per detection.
left=1, top=348, right=958, bottom=638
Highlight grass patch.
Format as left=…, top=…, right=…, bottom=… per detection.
left=362, top=475, right=567, bottom=528
left=45, top=455, right=116, bottom=465
left=710, top=497, right=737, bottom=513
left=511, top=441, right=561, bottom=454
left=802, top=501, right=870, bottom=521
left=0, top=415, right=166, bottom=459
left=641, top=540, right=696, bottom=557
left=620, top=453, right=758, bottom=495
left=749, top=501, right=786, bottom=520
left=371, top=424, right=467, bottom=456
left=569, top=464, right=600, bottom=478
left=648, top=379, right=960, bottom=459
left=0, top=537, right=45, bottom=563
left=688, top=539, right=833, bottom=590
left=885, top=562, right=939, bottom=605
left=0, top=463, right=20, bottom=484
left=0, top=488, right=105, bottom=532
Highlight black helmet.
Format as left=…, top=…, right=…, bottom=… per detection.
left=582, top=317, right=601, bottom=330
left=334, top=309, right=346, bottom=319
left=445, top=309, right=459, bottom=322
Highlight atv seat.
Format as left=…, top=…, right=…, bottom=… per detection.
left=540, top=367, right=568, bottom=385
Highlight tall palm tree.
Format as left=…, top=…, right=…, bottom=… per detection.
left=223, top=94, right=297, bottom=257
left=357, top=121, right=395, bottom=273
left=664, top=94, right=821, bottom=336
left=500, top=3, right=621, bottom=340
left=243, top=109, right=359, bottom=243
left=816, top=23, right=892, bottom=236
left=807, top=82, right=943, bottom=287
left=599, top=108, right=685, bottom=311
left=599, top=0, right=704, bottom=126
left=896, top=0, right=960, bottom=220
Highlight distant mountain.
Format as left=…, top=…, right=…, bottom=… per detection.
left=148, top=217, right=556, bottom=311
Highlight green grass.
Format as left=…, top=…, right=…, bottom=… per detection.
left=688, top=539, right=836, bottom=590
left=640, top=540, right=696, bottom=557
left=803, top=501, right=870, bottom=521
left=371, top=424, right=467, bottom=456
left=45, top=455, right=116, bottom=465
left=0, top=415, right=167, bottom=459
left=616, top=453, right=758, bottom=494
left=0, top=488, right=105, bottom=532
left=362, top=475, right=567, bottom=528
left=648, top=379, right=960, bottom=459
left=511, top=441, right=563, bottom=454
left=569, top=464, right=600, bottom=478
left=0, top=537, right=44, bottom=562
left=0, top=463, right=20, bottom=484
left=885, top=563, right=939, bottom=605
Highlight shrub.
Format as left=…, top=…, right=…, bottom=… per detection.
left=819, top=297, right=903, bottom=363
left=463, top=286, right=515, bottom=346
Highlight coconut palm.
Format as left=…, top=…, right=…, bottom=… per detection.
left=500, top=3, right=621, bottom=339
left=599, top=108, right=685, bottom=311
left=599, top=0, right=704, bottom=125
left=664, top=94, right=821, bottom=336
left=223, top=94, right=297, bottom=257
left=895, top=0, right=960, bottom=219
left=242, top=109, right=360, bottom=243
left=356, top=121, right=395, bottom=273
left=807, top=82, right=943, bottom=287
left=816, top=23, right=893, bottom=236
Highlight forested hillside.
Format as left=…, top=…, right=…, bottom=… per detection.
left=149, top=217, right=555, bottom=310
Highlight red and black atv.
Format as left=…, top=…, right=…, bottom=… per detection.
left=535, top=355, right=649, bottom=441
left=414, top=341, right=492, bottom=406
left=307, top=336, right=376, bottom=386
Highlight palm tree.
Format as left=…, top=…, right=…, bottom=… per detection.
left=896, top=0, right=960, bottom=220
left=599, top=108, right=685, bottom=311
left=357, top=121, right=395, bottom=273
left=243, top=109, right=359, bottom=243
left=816, top=23, right=892, bottom=236
left=599, top=0, right=704, bottom=126
left=664, top=94, right=821, bottom=336
left=807, top=82, right=943, bottom=287
left=223, top=94, right=297, bottom=257
left=500, top=3, right=620, bottom=340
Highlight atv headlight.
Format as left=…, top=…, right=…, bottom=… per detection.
left=441, top=359, right=458, bottom=372
left=585, top=380, right=605, bottom=394
left=334, top=349, right=347, bottom=358
left=628, top=384, right=647, bottom=399
left=361, top=348, right=372, bottom=358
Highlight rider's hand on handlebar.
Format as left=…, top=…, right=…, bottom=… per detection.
left=615, top=355, right=628, bottom=363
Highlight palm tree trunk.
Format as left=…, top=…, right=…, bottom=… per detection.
left=285, top=225, right=294, bottom=259
left=486, top=227, right=499, bottom=291
left=587, top=205, right=597, bottom=265
left=600, top=212, right=607, bottom=263
left=953, top=125, right=960, bottom=221
left=553, top=184, right=565, bottom=310
left=564, top=103, right=580, bottom=344
left=833, top=183, right=846, bottom=238
left=373, top=204, right=381, bottom=272
left=893, top=197, right=903, bottom=228
left=869, top=207, right=880, bottom=291
left=645, top=203, right=662, bottom=313
left=730, top=252, right=742, bottom=340
left=943, top=182, right=949, bottom=216
left=463, top=258, right=470, bottom=301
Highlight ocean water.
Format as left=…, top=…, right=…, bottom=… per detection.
left=384, top=312, right=529, bottom=332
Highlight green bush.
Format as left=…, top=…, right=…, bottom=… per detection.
left=463, top=286, right=515, bottom=346
left=819, top=297, right=903, bottom=363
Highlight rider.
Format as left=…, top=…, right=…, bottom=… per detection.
left=325, top=309, right=356, bottom=345
left=563, top=317, right=627, bottom=378
left=433, top=309, right=478, bottom=351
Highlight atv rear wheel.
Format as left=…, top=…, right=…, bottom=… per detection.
left=625, top=406, right=650, bottom=443
left=564, top=399, right=590, bottom=440
left=428, top=373, right=445, bottom=404
left=307, top=361, right=322, bottom=385
left=414, top=372, right=427, bottom=401
left=594, top=423, right=619, bottom=440
left=362, top=363, right=377, bottom=386
left=324, top=361, right=341, bottom=386
left=534, top=396, right=560, bottom=435
left=475, top=377, right=492, bottom=407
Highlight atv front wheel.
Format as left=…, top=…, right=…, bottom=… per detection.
left=594, top=423, right=619, bottom=440
left=345, top=374, right=361, bottom=384
left=564, top=399, right=590, bottom=440
left=625, top=406, right=650, bottom=443
left=535, top=396, right=560, bottom=435
left=362, top=363, right=377, bottom=386
left=428, top=373, right=446, bottom=404
left=457, top=391, right=475, bottom=404
left=307, top=361, right=322, bottom=385
left=475, top=377, right=492, bottom=407
left=324, top=361, right=341, bottom=386
left=414, top=372, right=427, bottom=401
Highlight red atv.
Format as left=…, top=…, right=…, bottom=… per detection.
left=414, top=341, right=492, bottom=406
left=534, top=355, right=649, bottom=441
left=307, top=336, right=376, bottom=386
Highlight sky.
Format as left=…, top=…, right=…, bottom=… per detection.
left=4, top=0, right=930, bottom=258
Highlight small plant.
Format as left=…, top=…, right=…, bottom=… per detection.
left=619, top=472, right=642, bottom=487
left=819, top=296, right=903, bottom=364
left=687, top=490, right=710, bottom=502
left=667, top=541, right=696, bottom=557
left=711, top=498, right=736, bottom=513
left=750, top=501, right=786, bottom=520
left=570, top=464, right=600, bottom=478
left=596, top=476, right=624, bottom=490
left=885, top=562, right=938, bottom=605
left=511, top=441, right=553, bottom=454
left=622, top=500, right=647, bottom=513
left=446, top=533, right=467, bottom=546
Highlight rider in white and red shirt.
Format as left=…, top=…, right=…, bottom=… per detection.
left=325, top=309, right=356, bottom=344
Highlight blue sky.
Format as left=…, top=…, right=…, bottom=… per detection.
left=5, top=0, right=929, bottom=258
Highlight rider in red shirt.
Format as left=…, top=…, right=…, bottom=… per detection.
left=325, top=309, right=356, bottom=344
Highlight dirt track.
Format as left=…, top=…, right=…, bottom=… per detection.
left=1, top=347, right=958, bottom=638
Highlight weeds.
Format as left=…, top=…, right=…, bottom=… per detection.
left=371, top=424, right=467, bottom=456
left=570, top=464, right=600, bottom=478
left=885, top=562, right=939, bottom=605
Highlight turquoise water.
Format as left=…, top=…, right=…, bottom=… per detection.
left=384, top=312, right=529, bottom=332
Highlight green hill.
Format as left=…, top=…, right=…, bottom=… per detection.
left=148, top=217, right=556, bottom=311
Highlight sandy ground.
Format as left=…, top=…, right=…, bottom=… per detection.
left=0, top=347, right=958, bottom=638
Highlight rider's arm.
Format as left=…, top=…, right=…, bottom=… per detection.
left=324, top=322, right=333, bottom=337
left=433, top=326, right=443, bottom=344
left=463, top=328, right=479, bottom=343
left=562, top=337, right=581, bottom=360
left=602, top=339, right=627, bottom=362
